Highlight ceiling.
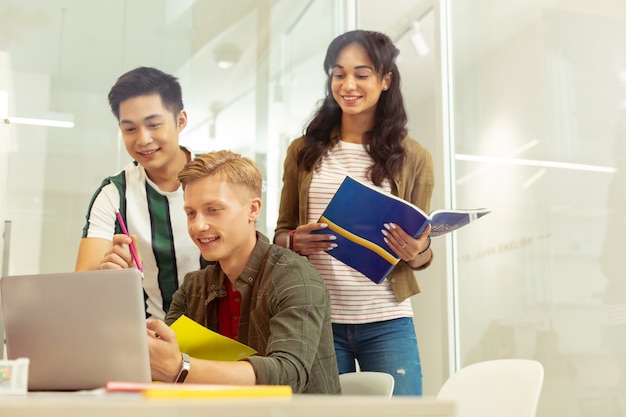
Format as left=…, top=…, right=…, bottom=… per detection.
left=0, top=0, right=435, bottom=114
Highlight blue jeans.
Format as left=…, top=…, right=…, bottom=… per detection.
left=333, top=317, right=423, bottom=396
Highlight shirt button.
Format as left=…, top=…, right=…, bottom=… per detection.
left=389, top=277, right=395, bottom=283
left=248, top=277, right=253, bottom=283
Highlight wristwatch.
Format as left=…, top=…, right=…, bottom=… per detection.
left=175, top=353, right=191, bottom=383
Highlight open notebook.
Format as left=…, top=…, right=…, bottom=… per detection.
left=0, top=269, right=151, bottom=391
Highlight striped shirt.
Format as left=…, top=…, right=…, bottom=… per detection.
left=307, top=140, right=413, bottom=324
left=81, top=160, right=202, bottom=319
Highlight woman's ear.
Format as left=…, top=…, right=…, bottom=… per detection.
left=382, top=72, right=393, bottom=91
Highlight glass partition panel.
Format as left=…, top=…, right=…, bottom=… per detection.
left=355, top=0, right=446, bottom=394
left=265, top=0, right=337, bottom=235
left=450, top=1, right=626, bottom=415
left=0, top=0, right=337, bottom=276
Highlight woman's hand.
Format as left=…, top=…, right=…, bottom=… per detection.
left=290, top=222, right=338, bottom=256
left=382, top=223, right=432, bottom=263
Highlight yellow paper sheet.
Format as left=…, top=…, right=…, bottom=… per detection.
left=142, top=383, right=293, bottom=399
left=170, top=315, right=257, bottom=361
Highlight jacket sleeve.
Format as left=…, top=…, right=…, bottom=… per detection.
left=274, top=138, right=304, bottom=238
left=164, top=279, right=189, bottom=326
left=245, top=255, right=333, bottom=393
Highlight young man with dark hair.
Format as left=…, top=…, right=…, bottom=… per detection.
left=75, top=67, right=202, bottom=319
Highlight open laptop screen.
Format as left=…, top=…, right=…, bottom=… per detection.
left=1, top=269, right=151, bottom=391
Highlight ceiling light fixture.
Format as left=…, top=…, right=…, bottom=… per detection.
left=3, top=111, right=75, bottom=128
left=213, top=43, right=242, bottom=70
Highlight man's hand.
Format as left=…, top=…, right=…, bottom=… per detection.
left=101, top=234, right=143, bottom=271
left=146, top=319, right=183, bottom=382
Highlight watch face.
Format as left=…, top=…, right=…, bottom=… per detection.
left=176, top=368, right=189, bottom=383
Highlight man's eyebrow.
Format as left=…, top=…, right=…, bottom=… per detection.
left=120, top=114, right=163, bottom=125
left=184, top=199, right=220, bottom=210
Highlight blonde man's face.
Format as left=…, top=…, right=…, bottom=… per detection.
left=183, top=177, right=261, bottom=272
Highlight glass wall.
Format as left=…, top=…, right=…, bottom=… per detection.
left=449, top=1, right=626, bottom=415
left=354, top=0, right=449, bottom=393
left=0, top=0, right=337, bottom=276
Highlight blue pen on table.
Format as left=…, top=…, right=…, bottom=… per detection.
left=115, top=210, right=144, bottom=278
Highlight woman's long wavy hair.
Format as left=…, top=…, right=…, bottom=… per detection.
left=297, top=30, right=408, bottom=186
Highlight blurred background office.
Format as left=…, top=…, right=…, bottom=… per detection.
left=1, top=0, right=625, bottom=415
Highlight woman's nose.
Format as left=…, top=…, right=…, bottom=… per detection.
left=344, top=75, right=356, bottom=90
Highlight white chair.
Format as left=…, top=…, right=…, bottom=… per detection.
left=436, top=359, right=544, bottom=417
left=339, top=371, right=395, bottom=397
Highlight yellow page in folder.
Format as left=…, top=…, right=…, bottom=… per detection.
left=170, top=315, right=257, bottom=361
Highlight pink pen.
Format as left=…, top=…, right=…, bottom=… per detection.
left=115, top=210, right=144, bottom=277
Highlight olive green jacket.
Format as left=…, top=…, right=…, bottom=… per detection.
left=274, top=136, right=435, bottom=302
left=165, top=233, right=341, bottom=394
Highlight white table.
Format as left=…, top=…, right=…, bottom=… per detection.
left=0, top=392, right=455, bottom=417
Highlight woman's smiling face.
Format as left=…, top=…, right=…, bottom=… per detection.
left=330, top=42, right=390, bottom=119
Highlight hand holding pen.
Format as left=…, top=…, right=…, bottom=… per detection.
left=100, top=211, right=144, bottom=278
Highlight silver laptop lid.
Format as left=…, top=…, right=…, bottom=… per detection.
left=1, top=269, right=151, bottom=391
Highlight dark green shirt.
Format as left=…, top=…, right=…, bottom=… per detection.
left=165, top=233, right=341, bottom=394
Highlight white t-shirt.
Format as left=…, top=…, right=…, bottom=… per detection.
left=81, top=159, right=202, bottom=319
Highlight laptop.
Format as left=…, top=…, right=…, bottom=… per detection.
left=0, top=269, right=151, bottom=391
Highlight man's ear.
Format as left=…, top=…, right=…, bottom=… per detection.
left=177, top=110, right=188, bottom=131
left=249, top=197, right=262, bottom=223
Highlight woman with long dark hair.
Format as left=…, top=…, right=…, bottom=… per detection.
left=274, top=30, right=434, bottom=395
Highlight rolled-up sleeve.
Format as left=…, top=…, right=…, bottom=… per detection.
left=245, top=253, right=336, bottom=393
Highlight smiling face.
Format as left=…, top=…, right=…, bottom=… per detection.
left=118, top=93, right=187, bottom=174
left=183, top=176, right=261, bottom=278
left=331, top=43, right=391, bottom=120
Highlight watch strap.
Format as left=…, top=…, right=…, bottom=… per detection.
left=175, top=353, right=191, bottom=383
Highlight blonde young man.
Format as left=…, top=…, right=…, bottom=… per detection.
left=147, top=150, right=340, bottom=393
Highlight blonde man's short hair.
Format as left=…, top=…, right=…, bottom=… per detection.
left=178, top=150, right=262, bottom=198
